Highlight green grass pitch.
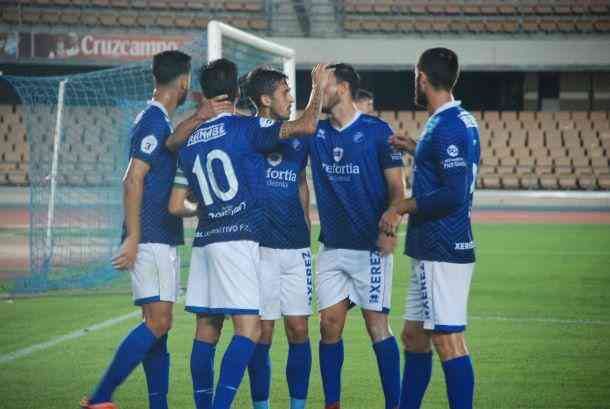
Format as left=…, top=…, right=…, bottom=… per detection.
left=1, top=223, right=609, bottom=409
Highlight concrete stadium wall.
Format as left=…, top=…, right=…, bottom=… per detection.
left=269, top=37, right=610, bottom=71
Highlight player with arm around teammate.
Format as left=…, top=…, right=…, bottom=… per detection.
left=80, top=50, right=192, bottom=409
left=167, top=59, right=330, bottom=409
left=309, top=63, right=406, bottom=409
left=240, top=67, right=313, bottom=409
left=379, top=48, right=480, bottom=409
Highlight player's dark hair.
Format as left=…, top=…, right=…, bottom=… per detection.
left=152, top=50, right=191, bottom=85
left=246, top=67, right=288, bottom=108
left=329, top=63, right=360, bottom=99
left=417, top=47, right=459, bottom=92
left=199, top=58, right=239, bottom=101
left=355, top=89, right=373, bottom=101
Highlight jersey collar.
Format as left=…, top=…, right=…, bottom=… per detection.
left=331, top=110, right=362, bottom=132
left=431, top=100, right=461, bottom=117
left=205, top=112, right=233, bottom=123
left=148, top=99, right=170, bottom=119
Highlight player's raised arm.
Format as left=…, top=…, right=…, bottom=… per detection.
left=113, top=158, right=148, bottom=270
left=165, top=94, right=234, bottom=152
left=277, top=63, right=330, bottom=139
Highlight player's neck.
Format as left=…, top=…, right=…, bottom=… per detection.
left=258, top=107, right=276, bottom=120
left=152, top=89, right=177, bottom=117
left=426, top=92, right=454, bottom=116
left=330, top=100, right=358, bottom=129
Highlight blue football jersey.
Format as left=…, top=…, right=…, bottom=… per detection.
left=405, top=101, right=480, bottom=264
left=310, top=112, right=404, bottom=251
left=261, top=136, right=311, bottom=249
left=176, top=113, right=282, bottom=247
left=122, top=100, right=184, bottom=246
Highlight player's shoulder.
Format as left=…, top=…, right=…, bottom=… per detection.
left=435, top=105, right=476, bottom=136
left=358, top=113, right=394, bottom=134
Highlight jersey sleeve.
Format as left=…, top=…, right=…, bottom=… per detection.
left=415, top=122, right=470, bottom=217
left=249, top=117, right=283, bottom=153
left=131, top=115, right=168, bottom=167
left=173, top=163, right=189, bottom=188
left=377, top=123, right=404, bottom=169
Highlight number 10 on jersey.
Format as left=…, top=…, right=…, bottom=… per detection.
left=192, top=150, right=239, bottom=206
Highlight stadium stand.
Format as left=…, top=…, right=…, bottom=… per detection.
left=0, top=1, right=269, bottom=32
left=1, top=105, right=608, bottom=190
left=342, top=1, right=610, bottom=35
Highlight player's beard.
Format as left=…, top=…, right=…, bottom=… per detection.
left=322, top=92, right=339, bottom=114
left=415, top=81, right=428, bottom=108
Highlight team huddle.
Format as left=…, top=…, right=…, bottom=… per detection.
left=81, top=47, right=480, bottom=409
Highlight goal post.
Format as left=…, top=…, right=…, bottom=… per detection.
left=207, top=20, right=297, bottom=119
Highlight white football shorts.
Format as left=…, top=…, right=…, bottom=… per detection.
left=185, top=240, right=261, bottom=315
left=316, top=245, right=393, bottom=313
left=404, top=259, right=475, bottom=333
left=259, top=247, right=313, bottom=320
left=130, top=243, right=180, bottom=306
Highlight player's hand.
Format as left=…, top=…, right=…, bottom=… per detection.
left=311, top=63, right=331, bottom=91
left=379, top=206, right=402, bottom=237
left=196, top=94, right=233, bottom=121
left=376, top=231, right=397, bottom=256
left=389, top=134, right=417, bottom=153
left=112, top=235, right=138, bottom=271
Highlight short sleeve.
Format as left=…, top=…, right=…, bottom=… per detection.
left=131, top=115, right=168, bottom=167
left=249, top=117, right=283, bottom=153
left=173, top=164, right=188, bottom=188
left=377, top=123, right=404, bottom=169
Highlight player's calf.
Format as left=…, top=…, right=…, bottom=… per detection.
left=401, top=320, right=432, bottom=353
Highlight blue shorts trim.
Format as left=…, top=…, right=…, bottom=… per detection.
left=134, top=296, right=161, bottom=306
left=185, top=306, right=260, bottom=316
left=434, top=324, right=466, bottom=333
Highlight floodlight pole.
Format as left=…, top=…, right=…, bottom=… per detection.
left=46, top=78, right=67, bottom=263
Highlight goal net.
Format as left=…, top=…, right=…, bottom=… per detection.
left=4, top=21, right=295, bottom=294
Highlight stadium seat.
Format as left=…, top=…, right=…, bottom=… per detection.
left=598, top=174, right=610, bottom=189
left=540, top=173, right=559, bottom=189
left=502, top=174, right=520, bottom=189
left=578, top=173, right=597, bottom=189
left=482, top=175, right=501, bottom=189
left=558, top=174, right=578, bottom=189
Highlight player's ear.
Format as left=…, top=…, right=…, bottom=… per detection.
left=260, top=94, right=273, bottom=108
left=179, top=73, right=190, bottom=92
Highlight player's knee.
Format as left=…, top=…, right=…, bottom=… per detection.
left=146, top=314, right=172, bottom=336
left=235, top=320, right=262, bottom=343
left=365, top=319, right=391, bottom=343
left=402, top=327, right=430, bottom=353
left=259, top=324, right=274, bottom=345
left=320, top=314, right=343, bottom=342
left=286, top=318, right=309, bottom=343
left=431, top=332, right=467, bottom=360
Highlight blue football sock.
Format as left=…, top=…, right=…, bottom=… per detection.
left=373, top=337, right=401, bottom=409
left=319, top=339, right=344, bottom=406
left=143, top=334, right=170, bottom=409
left=90, top=322, right=157, bottom=404
left=400, top=351, right=433, bottom=409
left=442, top=355, right=474, bottom=409
left=191, top=339, right=216, bottom=409
left=247, top=343, right=271, bottom=407
left=212, top=335, right=256, bottom=409
left=287, top=340, right=311, bottom=409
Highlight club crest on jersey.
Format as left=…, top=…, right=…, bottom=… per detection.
left=292, top=138, right=302, bottom=151
left=333, top=147, right=344, bottom=163
left=140, top=134, right=157, bottom=154
left=353, top=132, right=364, bottom=143
left=447, top=144, right=459, bottom=157
left=267, top=152, right=283, bottom=167
left=259, top=117, right=275, bottom=128
left=316, top=129, right=326, bottom=139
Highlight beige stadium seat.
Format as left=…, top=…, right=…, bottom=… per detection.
left=558, top=175, right=578, bottom=189
left=7, top=171, right=27, bottom=185
left=598, top=174, right=610, bottom=189
left=479, top=165, right=496, bottom=175
left=449, top=20, right=468, bottom=32
left=344, top=19, right=361, bottom=31
left=546, top=132, right=564, bottom=148
left=156, top=15, right=175, bottom=28
left=540, top=174, right=559, bottom=189
left=495, top=146, right=512, bottom=158
left=513, top=146, right=531, bottom=158
left=520, top=174, right=539, bottom=189
left=0, top=162, right=17, bottom=172
left=500, top=156, right=517, bottom=167
left=482, top=175, right=501, bottom=189
left=502, top=175, right=521, bottom=189
left=578, top=174, right=597, bottom=190
left=518, top=156, right=536, bottom=167
left=482, top=156, right=499, bottom=167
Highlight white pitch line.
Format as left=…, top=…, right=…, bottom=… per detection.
left=0, top=310, right=140, bottom=365
left=470, top=315, right=610, bottom=326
